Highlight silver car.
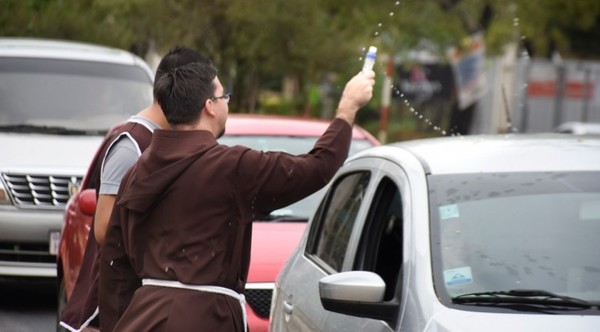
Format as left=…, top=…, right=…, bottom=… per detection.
left=0, top=38, right=153, bottom=278
left=271, top=134, right=600, bottom=331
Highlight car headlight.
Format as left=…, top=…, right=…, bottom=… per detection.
left=0, top=180, right=10, bottom=204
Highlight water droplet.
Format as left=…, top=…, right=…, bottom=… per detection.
left=374, top=31, right=380, bottom=36
left=165, top=266, right=169, bottom=272
left=400, top=93, right=404, bottom=98
left=410, top=107, right=415, bottom=113
left=395, top=1, right=400, bottom=5
left=441, top=130, right=447, bottom=135
left=418, top=115, right=423, bottom=119
left=389, top=12, right=395, bottom=16
left=110, top=260, right=114, bottom=266
left=182, top=248, right=186, bottom=253
left=211, top=251, right=216, bottom=257
left=377, top=22, right=382, bottom=27
left=361, top=47, right=366, bottom=52
left=358, top=56, right=364, bottom=62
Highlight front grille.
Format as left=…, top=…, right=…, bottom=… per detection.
left=0, top=242, right=56, bottom=263
left=1, top=173, right=82, bottom=209
left=245, top=287, right=273, bottom=319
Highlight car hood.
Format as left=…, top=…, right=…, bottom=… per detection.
left=0, top=133, right=102, bottom=174
left=426, top=307, right=600, bottom=332
left=248, top=222, right=307, bottom=283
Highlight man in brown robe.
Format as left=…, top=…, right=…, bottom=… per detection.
left=60, top=47, right=211, bottom=332
left=98, top=47, right=375, bottom=331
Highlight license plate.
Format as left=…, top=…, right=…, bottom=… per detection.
left=49, top=231, right=61, bottom=255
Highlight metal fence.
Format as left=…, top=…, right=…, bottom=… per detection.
left=474, top=54, right=600, bottom=134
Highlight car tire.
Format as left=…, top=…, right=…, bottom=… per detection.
left=56, top=278, right=67, bottom=332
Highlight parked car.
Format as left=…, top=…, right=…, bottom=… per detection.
left=271, top=134, right=600, bottom=332
left=0, top=38, right=153, bottom=279
left=58, top=113, right=379, bottom=332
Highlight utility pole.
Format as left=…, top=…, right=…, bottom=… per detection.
left=378, top=54, right=394, bottom=144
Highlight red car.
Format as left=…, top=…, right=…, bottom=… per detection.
left=57, top=114, right=379, bottom=331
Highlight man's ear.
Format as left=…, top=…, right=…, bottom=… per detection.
left=203, top=99, right=216, bottom=117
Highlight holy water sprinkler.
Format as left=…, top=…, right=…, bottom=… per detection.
left=362, top=46, right=377, bottom=73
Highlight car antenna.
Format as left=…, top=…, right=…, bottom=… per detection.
left=501, top=84, right=518, bottom=133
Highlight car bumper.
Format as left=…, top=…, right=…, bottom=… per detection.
left=0, top=207, right=61, bottom=277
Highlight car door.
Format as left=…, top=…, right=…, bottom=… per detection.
left=271, top=161, right=375, bottom=332
left=272, top=157, right=412, bottom=331
left=321, top=158, right=410, bottom=331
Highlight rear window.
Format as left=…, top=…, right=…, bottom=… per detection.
left=219, top=135, right=373, bottom=156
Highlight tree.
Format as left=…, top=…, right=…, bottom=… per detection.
left=1, top=0, right=598, bottom=122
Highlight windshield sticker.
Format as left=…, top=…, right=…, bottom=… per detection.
left=444, top=266, right=473, bottom=286
left=439, top=204, right=460, bottom=220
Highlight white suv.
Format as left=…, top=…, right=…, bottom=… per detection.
left=0, top=38, right=153, bottom=278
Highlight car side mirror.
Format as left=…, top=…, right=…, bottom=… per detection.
left=319, top=271, right=385, bottom=302
left=319, top=271, right=398, bottom=323
left=78, top=188, right=97, bottom=217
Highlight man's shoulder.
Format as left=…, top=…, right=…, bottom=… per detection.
left=214, top=143, right=252, bottom=155
left=110, top=120, right=153, bottom=143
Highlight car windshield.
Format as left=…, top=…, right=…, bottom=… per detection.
left=0, top=57, right=153, bottom=133
left=429, top=171, right=600, bottom=305
left=218, top=135, right=374, bottom=219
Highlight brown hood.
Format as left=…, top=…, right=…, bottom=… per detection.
left=117, top=129, right=217, bottom=213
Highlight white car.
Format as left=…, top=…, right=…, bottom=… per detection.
left=0, top=38, right=153, bottom=278
left=271, top=134, right=600, bottom=332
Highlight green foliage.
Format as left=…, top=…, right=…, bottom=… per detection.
left=1, top=0, right=598, bottom=137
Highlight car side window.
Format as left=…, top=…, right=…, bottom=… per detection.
left=307, top=171, right=371, bottom=272
left=354, top=176, right=403, bottom=301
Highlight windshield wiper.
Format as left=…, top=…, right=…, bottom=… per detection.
left=0, top=124, right=104, bottom=135
left=262, top=214, right=308, bottom=222
left=452, top=289, right=594, bottom=310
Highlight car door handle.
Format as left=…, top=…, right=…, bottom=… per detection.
left=283, top=300, right=294, bottom=315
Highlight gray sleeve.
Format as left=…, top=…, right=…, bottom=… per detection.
left=98, top=136, right=141, bottom=195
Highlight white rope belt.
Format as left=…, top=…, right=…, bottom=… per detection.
left=142, top=279, right=247, bottom=332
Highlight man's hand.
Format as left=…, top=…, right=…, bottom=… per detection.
left=336, top=70, right=376, bottom=125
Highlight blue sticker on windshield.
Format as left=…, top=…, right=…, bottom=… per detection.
left=439, top=204, right=460, bottom=220
left=444, top=266, right=473, bottom=286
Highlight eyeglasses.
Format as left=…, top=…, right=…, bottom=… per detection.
left=211, top=93, right=231, bottom=103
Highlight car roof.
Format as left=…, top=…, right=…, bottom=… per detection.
left=352, top=134, right=600, bottom=175
left=0, top=37, right=151, bottom=71
left=225, top=113, right=379, bottom=143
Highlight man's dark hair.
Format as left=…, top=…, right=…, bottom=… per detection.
left=154, top=46, right=211, bottom=92
left=153, top=46, right=218, bottom=126
left=154, top=58, right=217, bottom=126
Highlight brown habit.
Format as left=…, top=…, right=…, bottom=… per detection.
left=99, top=118, right=352, bottom=331
left=60, top=121, right=152, bottom=331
